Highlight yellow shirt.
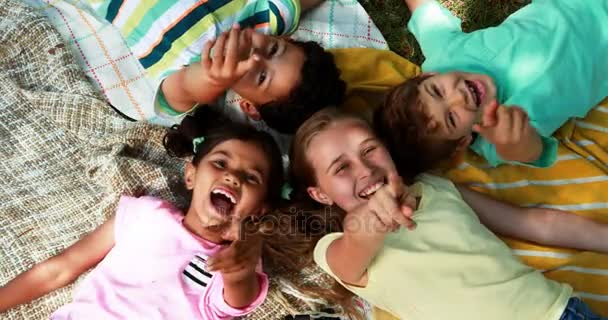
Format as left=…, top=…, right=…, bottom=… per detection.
left=314, top=174, right=572, bottom=320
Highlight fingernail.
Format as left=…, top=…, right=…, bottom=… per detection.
left=233, top=23, right=240, bottom=29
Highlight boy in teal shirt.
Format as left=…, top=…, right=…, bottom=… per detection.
left=374, top=0, right=608, bottom=175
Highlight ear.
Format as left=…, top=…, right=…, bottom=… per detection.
left=455, top=134, right=473, bottom=152
left=239, top=99, right=262, bottom=121
left=184, top=162, right=197, bottom=190
left=307, top=186, right=333, bottom=206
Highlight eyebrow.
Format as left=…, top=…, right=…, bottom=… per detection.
left=359, top=137, right=376, bottom=146
left=210, top=150, right=232, bottom=158
left=211, top=149, right=266, bottom=179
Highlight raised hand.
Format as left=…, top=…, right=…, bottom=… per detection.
left=207, top=221, right=263, bottom=285
left=473, top=104, right=542, bottom=163
left=199, top=25, right=260, bottom=90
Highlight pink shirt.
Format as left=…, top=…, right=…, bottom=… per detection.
left=51, top=196, right=268, bottom=320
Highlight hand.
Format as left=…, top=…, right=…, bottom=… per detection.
left=345, top=174, right=416, bottom=236
left=199, top=25, right=260, bottom=90
left=473, top=104, right=542, bottom=163
left=207, top=226, right=262, bottom=284
left=372, top=173, right=416, bottom=231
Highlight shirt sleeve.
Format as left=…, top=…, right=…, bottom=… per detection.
left=151, top=76, right=192, bottom=125
left=407, top=0, right=463, bottom=58
left=268, top=0, right=301, bottom=35
left=200, top=262, right=269, bottom=319
left=113, top=196, right=156, bottom=243
left=313, top=233, right=347, bottom=283
left=470, top=134, right=558, bottom=168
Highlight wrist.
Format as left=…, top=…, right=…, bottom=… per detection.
left=222, top=269, right=257, bottom=285
left=183, top=65, right=227, bottom=99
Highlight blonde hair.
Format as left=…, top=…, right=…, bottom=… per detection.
left=262, top=108, right=369, bottom=319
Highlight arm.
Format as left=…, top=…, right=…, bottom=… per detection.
left=161, top=65, right=224, bottom=113
left=403, top=0, right=429, bottom=13
left=456, top=185, right=608, bottom=253
left=222, top=274, right=261, bottom=309
left=325, top=218, right=386, bottom=287
left=0, top=217, right=115, bottom=312
left=326, top=176, right=415, bottom=286
left=207, top=233, right=265, bottom=309
left=161, top=27, right=259, bottom=113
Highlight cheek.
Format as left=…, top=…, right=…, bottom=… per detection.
left=373, top=151, right=397, bottom=174
left=241, top=186, right=266, bottom=209
left=324, top=177, right=358, bottom=211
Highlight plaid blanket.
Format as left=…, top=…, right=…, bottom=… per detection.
left=24, top=0, right=388, bottom=126
left=0, top=1, right=354, bottom=319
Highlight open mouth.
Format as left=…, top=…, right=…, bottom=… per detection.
left=210, top=188, right=237, bottom=217
left=358, top=177, right=388, bottom=199
left=465, top=80, right=484, bottom=108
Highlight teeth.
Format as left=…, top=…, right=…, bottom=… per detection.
left=359, top=181, right=384, bottom=198
left=212, top=189, right=236, bottom=204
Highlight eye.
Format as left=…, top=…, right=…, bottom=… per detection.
left=363, top=146, right=377, bottom=156
left=448, top=111, right=456, bottom=128
left=246, top=173, right=261, bottom=185
left=433, top=84, right=442, bottom=98
left=257, top=70, right=267, bottom=86
left=213, top=160, right=226, bottom=169
left=335, top=163, right=348, bottom=174
left=269, top=42, right=279, bottom=56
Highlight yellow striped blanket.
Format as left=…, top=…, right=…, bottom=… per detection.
left=331, top=47, right=608, bottom=317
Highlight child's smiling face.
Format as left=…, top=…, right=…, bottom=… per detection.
left=415, top=71, right=497, bottom=140
left=304, top=119, right=398, bottom=212
left=232, top=33, right=305, bottom=107
left=183, top=139, right=271, bottom=244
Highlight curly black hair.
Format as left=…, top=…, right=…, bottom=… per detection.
left=258, top=40, right=346, bottom=134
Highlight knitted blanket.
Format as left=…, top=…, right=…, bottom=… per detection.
left=0, top=1, right=343, bottom=319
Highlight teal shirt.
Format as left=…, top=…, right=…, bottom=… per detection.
left=408, top=0, right=608, bottom=167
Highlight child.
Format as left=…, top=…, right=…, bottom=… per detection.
left=91, top=0, right=345, bottom=133
left=0, top=108, right=285, bottom=319
left=282, top=108, right=608, bottom=319
left=373, top=0, right=608, bottom=175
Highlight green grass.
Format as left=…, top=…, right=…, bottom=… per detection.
left=359, top=0, right=527, bottom=64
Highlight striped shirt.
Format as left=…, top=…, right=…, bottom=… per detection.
left=91, top=0, right=301, bottom=81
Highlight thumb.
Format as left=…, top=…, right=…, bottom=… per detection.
left=480, top=99, right=499, bottom=127
left=234, top=54, right=260, bottom=78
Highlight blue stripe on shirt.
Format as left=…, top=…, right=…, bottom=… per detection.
left=238, top=10, right=270, bottom=29
left=105, top=0, right=124, bottom=22
left=139, top=0, right=232, bottom=68
left=268, top=2, right=284, bottom=35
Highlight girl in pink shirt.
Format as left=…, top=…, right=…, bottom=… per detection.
left=0, top=107, right=285, bottom=319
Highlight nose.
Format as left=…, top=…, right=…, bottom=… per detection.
left=223, top=171, right=241, bottom=187
left=355, top=159, right=374, bottom=180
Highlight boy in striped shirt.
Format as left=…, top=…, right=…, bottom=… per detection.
left=91, top=0, right=345, bottom=133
